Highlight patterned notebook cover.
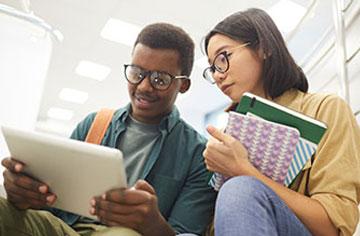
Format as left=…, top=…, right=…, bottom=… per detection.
left=246, top=112, right=317, bottom=187
left=209, top=112, right=300, bottom=190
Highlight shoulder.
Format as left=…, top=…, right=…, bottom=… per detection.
left=302, top=92, right=353, bottom=122
left=70, top=111, right=97, bottom=140
left=302, top=92, right=344, bottom=107
left=281, top=90, right=353, bottom=123
left=301, top=92, right=360, bottom=149
left=71, top=106, right=126, bottom=140
left=285, top=90, right=343, bottom=110
left=80, top=106, right=127, bottom=127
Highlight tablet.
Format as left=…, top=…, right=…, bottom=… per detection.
left=1, top=125, right=127, bottom=219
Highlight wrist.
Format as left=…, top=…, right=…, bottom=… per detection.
left=233, top=160, right=259, bottom=177
left=142, top=213, right=176, bottom=236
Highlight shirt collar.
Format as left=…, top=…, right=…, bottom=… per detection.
left=114, top=103, right=131, bottom=123
left=161, top=106, right=180, bottom=132
left=115, top=103, right=180, bottom=132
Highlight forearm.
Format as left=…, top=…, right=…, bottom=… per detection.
left=248, top=168, right=338, bottom=236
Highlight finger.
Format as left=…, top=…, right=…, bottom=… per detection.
left=204, top=158, right=218, bottom=172
left=203, top=137, right=220, bottom=158
left=90, top=196, right=100, bottom=208
left=4, top=179, right=44, bottom=202
left=95, top=199, right=138, bottom=215
left=206, top=125, right=230, bottom=144
left=133, top=179, right=155, bottom=195
left=104, top=188, right=151, bottom=204
left=4, top=175, right=56, bottom=206
left=1, top=157, right=23, bottom=172
left=89, top=196, right=100, bottom=216
left=206, top=136, right=222, bottom=147
left=4, top=169, right=49, bottom=194
left=203, top=139, right=231, bottom=160
left=6, top=188, right=46, bottom=209
left=107, top=221, right=122, bottom=227
left=96, top=208, right=138, bottom=228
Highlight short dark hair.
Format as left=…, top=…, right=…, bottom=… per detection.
left=134, top=23, right=194, bottom=77
left=204, top=8, right=308, bottom=99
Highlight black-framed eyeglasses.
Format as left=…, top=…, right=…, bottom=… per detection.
left=203, top=42, right=251, bottom=84
left=124, top=64, right=187, bottom=91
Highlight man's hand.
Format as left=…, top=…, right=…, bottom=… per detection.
left=1, top=157, right=56, bottom=210
left=90, top=179, right=176, bottom=236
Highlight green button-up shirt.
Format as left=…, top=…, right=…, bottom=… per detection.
left=47, top=104, right=216, bottom=235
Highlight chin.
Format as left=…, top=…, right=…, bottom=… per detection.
left=228, top=93, right=243, bottom=103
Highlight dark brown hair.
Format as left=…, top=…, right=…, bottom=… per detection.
left=134, top=23, right=195, bottom=77
left=204, top=8, right=308, bottom=99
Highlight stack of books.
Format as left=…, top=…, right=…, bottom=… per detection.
left=209, top=92, right=328, bottom=191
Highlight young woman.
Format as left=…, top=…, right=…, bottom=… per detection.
left=183, top=8, right=360, bottom=236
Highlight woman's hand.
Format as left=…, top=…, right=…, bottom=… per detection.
left=203, top=125, right=257, bottom=177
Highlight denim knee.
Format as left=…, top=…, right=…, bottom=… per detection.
left=214, top=177, right=312, bottom=236
left=218, top=176, right=270, bottom=206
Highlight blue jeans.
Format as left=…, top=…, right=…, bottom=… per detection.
left=178, top=176, right=312, bottom=236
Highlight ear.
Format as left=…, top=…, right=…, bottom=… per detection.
left=262, top=50, right=272, bottom=60
left=263, top=51, right=271, bottom=60
left=179, top=78, right=191, bottom=93
left=257, top=47, right=271, bottom=60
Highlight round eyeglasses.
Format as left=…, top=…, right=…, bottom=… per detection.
left=124, top=64, right=187, bottom=91
left=203, top=42, right=251, bottom=84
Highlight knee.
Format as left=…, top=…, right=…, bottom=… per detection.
left=0, top=197, right=9, bottom=225
left=0, top=196, right=9, bottom=213
left=217, top=176, right=271, bottom=208
left=220, top=176, right=265, bottom=197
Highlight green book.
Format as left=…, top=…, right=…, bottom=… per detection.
left=236, top=92, right=327, bottom=145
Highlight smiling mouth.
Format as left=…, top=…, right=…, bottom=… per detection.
left=134, top=94, right=157, bottom=107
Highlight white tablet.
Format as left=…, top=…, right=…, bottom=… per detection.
left=1, top=125, right=127, bottom=219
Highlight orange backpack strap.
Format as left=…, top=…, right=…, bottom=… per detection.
left=85, top=108, right=116, bottom=145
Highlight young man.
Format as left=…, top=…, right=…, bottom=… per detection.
left=0, top=23, right=216, bottom=236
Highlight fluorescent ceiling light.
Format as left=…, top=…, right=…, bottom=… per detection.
left=267, top=0, right=307, bottom=34
left=75, top=60, right=111, bottom=81
left=47, top=107, right=74, bottom=121
left=101, top=18, right=141, bottom=47
left=59, top=88, right=88, bottom=104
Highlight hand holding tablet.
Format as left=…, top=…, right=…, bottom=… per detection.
left=1, top=125, right=127, bottom=219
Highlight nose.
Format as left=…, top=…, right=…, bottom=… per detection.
left=213, top=70, right=226, bottom=84
left=136, top=75, right=154, bottom=92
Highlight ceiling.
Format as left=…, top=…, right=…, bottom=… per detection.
left=1, top=0, right=343, bottom=136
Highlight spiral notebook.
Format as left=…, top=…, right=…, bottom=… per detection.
left=209, top=112, right=300, bottom=191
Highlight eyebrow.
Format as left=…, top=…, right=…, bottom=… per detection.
left=207, top=45, right=232, bottom=64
